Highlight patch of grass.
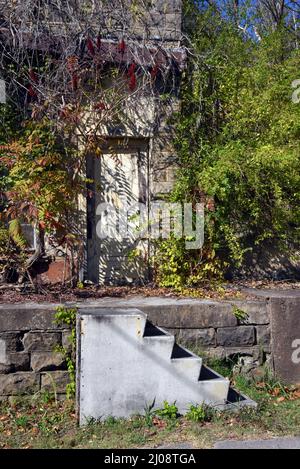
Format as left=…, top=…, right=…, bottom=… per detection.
left=0, top=370, right=300, bottom=449
left=206, top=357, right=235, bottom=379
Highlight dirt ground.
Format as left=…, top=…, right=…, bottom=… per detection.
left=0, top=280, right=300, bottom=304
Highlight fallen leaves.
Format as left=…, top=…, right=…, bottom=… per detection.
left=256, top=382, right=300, bottom=403
left=31, top=426, right=39, bottom=435
left=152, top=417, right=167, bottom=429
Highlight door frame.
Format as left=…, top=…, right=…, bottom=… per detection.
left=85, top=137, right=150, bottom=285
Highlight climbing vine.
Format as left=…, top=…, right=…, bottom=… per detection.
left=54, top=307, right=77, bottom=399
left=155, top=0, right=300, bottom=287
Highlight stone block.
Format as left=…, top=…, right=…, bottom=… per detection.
left=23, top=331, right=61, bottom=352
left=256, top=326, right=271, bottom=347
left=231, top=301, right=269, bottom=325
left=0, top=352, right=30, bottom=374
left=41, top=371, right=70, bottom=394
left=169, top=328, right=216, bottom=347
left=270, top=297, right=300, bottom=384
left=217, top=326, right=256, bottom=347
left=31, top=352, right=66, bottom=372
left=0, top=304, right=63, bottom=332
left=62, top=331, right=73, bottom=352
left=142, top=299, right=238, bottom=329
left=0, top=372, right=39, bottom=396
left=205, top=346, right=261, bottom=362
left=0, top=333, right=23, bottom=352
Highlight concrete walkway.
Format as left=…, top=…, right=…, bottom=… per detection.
left=214, top=437, right=300, bottom=449
left=155, top=436, right=300, bottom=449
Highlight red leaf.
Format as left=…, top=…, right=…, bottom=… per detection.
left=29, top=69, right=37, bottom=83
left=28, top=85, right=37, bottom=97
left=128, top=63, right=136, bottom=77
left=151, top=64, right=159, bottom=80
left=118, top=39, right=126, bottom=54
left=96, top=36, right=102, bottom=50
left=129, top=73, right=137, bottom=91
left=71, top=73, right=78, bottom=91
left=87, top=37, right=95, bottom=56
left=93, top=101, right=106, bottom=112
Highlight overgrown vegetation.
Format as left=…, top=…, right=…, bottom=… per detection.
left=1, top=1, right=300, bottom=290
left=54, top=307, right=77, bottom=399
left=0, top=0, right=175, bottom=287
left=0, top=118, right=85, bottom=284
left=156, top=0, right=300, bottom=288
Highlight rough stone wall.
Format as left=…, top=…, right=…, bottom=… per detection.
left=0, top=306, right=70, bottom=399
left=143, top=300, right=271, bottom=373
left=98, top=0, right=182, bottom=44
left=150, top=99, right=180, bottom=199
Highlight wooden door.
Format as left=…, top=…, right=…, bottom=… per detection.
left=87, top=138, right=149, bottom=285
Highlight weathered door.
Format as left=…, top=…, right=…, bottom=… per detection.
left=87, top=138, right=149, bottom=285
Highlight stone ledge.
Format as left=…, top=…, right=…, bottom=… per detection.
left=0, top=304, right=62, bottom=332
left=0, top=297, right=270, bottom=332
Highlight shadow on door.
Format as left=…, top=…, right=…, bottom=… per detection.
left=86, top=137, right=150, bottom=285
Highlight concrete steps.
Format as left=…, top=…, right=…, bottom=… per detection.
left=77, top=308, right=256, bottom=424
left=141, top=321, right=229, bottom=412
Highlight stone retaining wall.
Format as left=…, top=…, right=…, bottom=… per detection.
left=0, top=305, right=70, bottom=399
left=0, top=294, right=299, bottom=398
left=141, top=299, right=271, bottom=373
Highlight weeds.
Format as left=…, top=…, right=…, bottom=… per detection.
left=186, top=404, right=206, bottom=423
left=156, top=401, right=178, bottom=420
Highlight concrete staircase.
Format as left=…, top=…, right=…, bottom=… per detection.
left=77, top=308, right=255, bottom=424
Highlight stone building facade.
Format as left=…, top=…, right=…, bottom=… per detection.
left=81, top=1, right=185, bottom=285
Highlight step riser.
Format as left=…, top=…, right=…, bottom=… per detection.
left=171, top=358, right=202, bottom=382
left=142, top=336, right=175, bottom=362
left=197, top=380, right=230, bottom=406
